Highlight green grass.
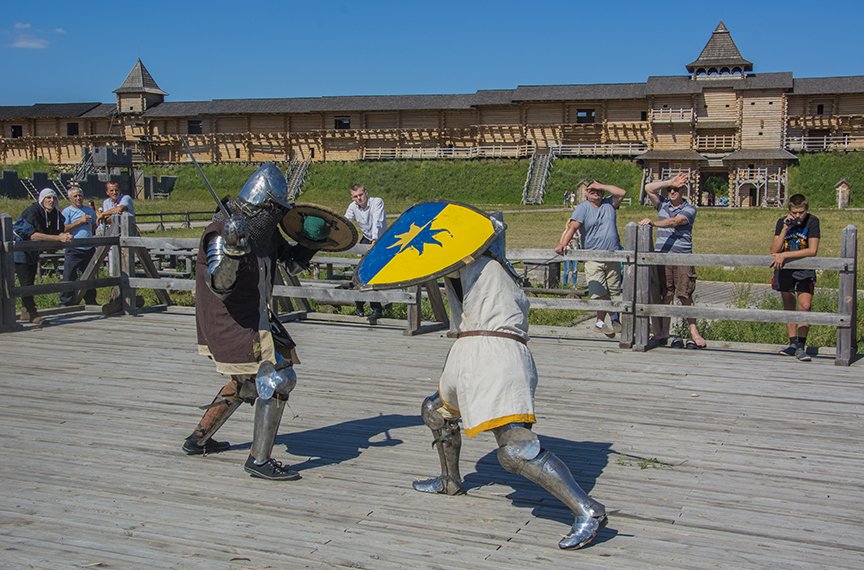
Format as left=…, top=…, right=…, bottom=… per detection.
left=298, top=159, right=530, bottom=212
left=2, top=159, right=62, bottom=179
left=788, top=153, right=864, bottom=208
left=140, top=163, right=260, bottom=201
left=546, top=158, right=644, bottom=202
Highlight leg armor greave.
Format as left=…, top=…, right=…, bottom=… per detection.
left=494, top=423, right=607, bottom=550
left=249, top=361, right=297, bottom=463
left=412, top=392, right=464, bottom=495
left=191, top=376, right=254, bottom=445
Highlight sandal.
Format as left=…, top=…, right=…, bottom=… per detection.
left=685, top=340, right=707, bottom=349
left=670, top=338, right=685, bottom=349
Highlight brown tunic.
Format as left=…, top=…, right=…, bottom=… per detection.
left=195, top=220, right=276, bottom=375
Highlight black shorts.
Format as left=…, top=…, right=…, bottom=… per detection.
left=772, top=270, right=815, bottom=294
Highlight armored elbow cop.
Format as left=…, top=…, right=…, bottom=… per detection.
left=206, top=234, right=242, bottom=294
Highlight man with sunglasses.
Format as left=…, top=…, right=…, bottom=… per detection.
left=639, top=172, right=706, bottom=349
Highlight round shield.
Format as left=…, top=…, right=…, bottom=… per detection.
left=354, top=201, right=502, bottom=290
left=280, top=204, right=358, bottom=252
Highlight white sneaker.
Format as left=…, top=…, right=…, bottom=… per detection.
left=594, top=321, right=615, bottom=338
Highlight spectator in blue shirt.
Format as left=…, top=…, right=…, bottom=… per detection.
left=97, top=181, right=134, bottom=234
left=555, top=181, right=626, bottom=338
left=61, top=186, right=98, bottom=306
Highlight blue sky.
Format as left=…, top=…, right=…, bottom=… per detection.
left=1, top=0, right=862, bottom=105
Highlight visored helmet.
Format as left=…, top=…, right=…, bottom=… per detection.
left=237, top=162, right=291, bottom=209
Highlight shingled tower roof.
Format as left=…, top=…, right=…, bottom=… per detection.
left=113, top=59, right=167, bottom=95
left=686, top=22, right=753, bottom=74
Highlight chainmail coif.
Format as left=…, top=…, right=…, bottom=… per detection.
left=213, top=199, right=289, bottom=257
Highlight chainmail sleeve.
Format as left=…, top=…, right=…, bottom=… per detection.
left=205, top=233, right=241, bottom=296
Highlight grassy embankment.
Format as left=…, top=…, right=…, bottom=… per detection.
left=2, top=156, right=862, bottom=347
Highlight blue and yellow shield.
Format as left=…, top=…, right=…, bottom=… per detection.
left=354, top=201, right=501, bottom=290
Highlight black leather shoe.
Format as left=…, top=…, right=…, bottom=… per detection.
left=244, top=456, right=301, bottom=481
left=183, top=435, right=230, bottom=455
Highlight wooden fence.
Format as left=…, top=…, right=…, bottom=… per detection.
left=0, top=214, right=858, bottom=365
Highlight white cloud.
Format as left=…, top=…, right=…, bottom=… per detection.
left=11, top=35, right=48, bottom=49
left=53, top=28, right=65, bottom=34
left=14, top=23, right=32, bottom=29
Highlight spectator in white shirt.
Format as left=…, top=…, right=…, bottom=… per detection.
left=345, top=184, right=386, bottom=319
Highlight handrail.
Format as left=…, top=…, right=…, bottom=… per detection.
left=0, top=215, right=858, bottom=365
left=785, top=135, right=864, bottom=152
left=551, top=143, right=647, bottom=157
left=362, top=144, right=535, bottom=160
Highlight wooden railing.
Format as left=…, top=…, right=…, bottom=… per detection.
left=512, top=222, right=858, bottom=366
left=650, top=108, right=694, bottom=122
left=0, top=213, right=449, bottom=336
left=551, top=142, right=647, bottom=157
left=695, top=134, right=736, bottom=151
left=1, top=215, right=858, bottom=365
left=134, top=211, right=215, bottom=231
left=361, top=144, right=534, bottom=160
left=785, top=135, right=864, bottom=152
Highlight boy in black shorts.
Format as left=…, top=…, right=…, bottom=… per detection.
left=771, top=194, right=820, bottom=361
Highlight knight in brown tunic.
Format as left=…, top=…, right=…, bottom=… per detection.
left=183, top=163, right=325, bottom=481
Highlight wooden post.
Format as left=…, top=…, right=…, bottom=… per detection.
left=130, top=248, right=173, bottom=307
left=618, top=222, right=638, bottom=348
left=72, top=222, right=116, bottom=306
left=120, top=213, right=137, bottom=314
left=406, top=286, right=422, bottom=334
left=547, top=261, right=561, bottom=288
left=0, top=215, right=22, bottom=331
left=424, top=280, right=449, bottom=328
left=835, top=225, right=858, bottom=366
left=632, top=223, right=653, bottom=351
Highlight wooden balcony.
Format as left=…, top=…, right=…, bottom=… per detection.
left=650, top=108, right=694, bottom=123
left=787, top=115, right=840, bottom=129
left=695, top=134, right=736, bottom=152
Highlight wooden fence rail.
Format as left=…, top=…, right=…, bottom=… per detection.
left=1, top=214, right=858, bottom=365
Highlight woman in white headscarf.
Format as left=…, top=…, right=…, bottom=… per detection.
left=12, top=188, right=72, bottom=323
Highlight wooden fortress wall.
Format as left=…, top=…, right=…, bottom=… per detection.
left=2, top=92, right=864, bottom=165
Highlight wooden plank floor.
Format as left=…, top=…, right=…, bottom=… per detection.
left=0, top=310, right=861, bottom=569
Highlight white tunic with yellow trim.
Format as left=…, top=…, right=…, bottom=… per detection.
left=438, top=256, right=537, bottom=437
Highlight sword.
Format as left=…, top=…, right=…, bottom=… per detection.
left=181, top=137, right=230, bottom=218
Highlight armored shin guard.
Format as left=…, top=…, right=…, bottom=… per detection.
left=191, top=376, right=247, bottom=445
left=494, top=424, right=606, bottom=550
left=249, top=363, right=297, bottom=463
left=249, top=397, right=286, bottom=463
left=413, top=392, right=464, bottom=495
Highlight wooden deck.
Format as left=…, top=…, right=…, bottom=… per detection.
left=0, top=310, right=862, bottom=569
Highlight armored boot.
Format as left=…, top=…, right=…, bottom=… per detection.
left=244, top=361, right=300, bottom=481
left=494, top=423, right=606, bottom=550
left=515, top=451, right=607, bottom=549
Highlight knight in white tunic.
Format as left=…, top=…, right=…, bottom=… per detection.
left=413, top=234, right=608, bottom=551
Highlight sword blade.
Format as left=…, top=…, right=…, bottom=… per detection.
left=181, top=137, right=230, bottom=218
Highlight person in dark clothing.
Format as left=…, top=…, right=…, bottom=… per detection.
left=771, top=193, right=821, bottom=362
left=12, top=188, right=72, bottom=324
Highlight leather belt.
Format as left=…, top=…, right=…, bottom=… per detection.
left=456, top=330, right=528, bottom=345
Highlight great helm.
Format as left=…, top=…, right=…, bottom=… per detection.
left=237, top=162, right=291, bottom=209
